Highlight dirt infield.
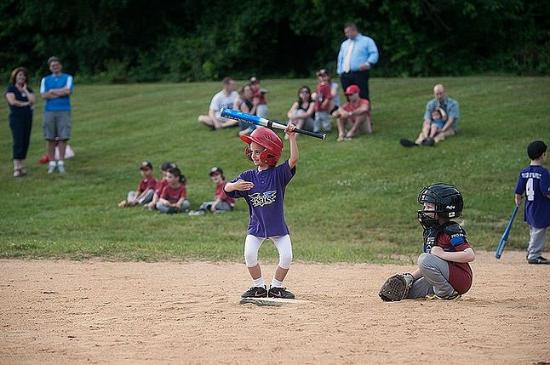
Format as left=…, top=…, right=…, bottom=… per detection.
left=1, top=251, right=549, bottom=364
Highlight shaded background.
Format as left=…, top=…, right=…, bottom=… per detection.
left=1, top=0, right=549, bottom=82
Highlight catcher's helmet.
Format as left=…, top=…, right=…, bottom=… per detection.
left=240, top=127, right=283, bottom=167
left=417, top=183, right=463, bottom=228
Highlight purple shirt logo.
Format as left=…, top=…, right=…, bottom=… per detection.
left=249, top=191, right=277, bottom=207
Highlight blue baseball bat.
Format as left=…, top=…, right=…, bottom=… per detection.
left=221, top=108, right=326, bottom=140
left=495, top=205, right=519, bottom=259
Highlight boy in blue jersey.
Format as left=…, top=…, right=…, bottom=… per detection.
left=515, top=140, right=550, bottom=264
left=40, top=56, right=74, bottom=174
left=225, top=124, right=298, bottom=299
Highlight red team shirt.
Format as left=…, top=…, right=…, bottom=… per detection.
left=315, top=82, right=332, bottom=112
left=155, top=179, right=168, bottom=195
left=216, top=182, right=235, bottom=206
left=436, top=232, right=473, bottom=294
left=137, top=177, right=157, bottom=194
left=342, top=98, right=369, bottom=114
left=160, top=184, right=187, bottom=203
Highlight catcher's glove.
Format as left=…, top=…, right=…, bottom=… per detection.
left=379, top=273, right=414, bottom=302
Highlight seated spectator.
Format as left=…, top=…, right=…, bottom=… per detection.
left=337, top=85, right=371, bottom=141
left=156, top=167, right=190, bottom=214
left=287, top=86, right=315, bottom=133
left=400, top=84, right=460, bottom=147
left=428, top=107, right=447, bottom=139
left=235, top=83, right=258, bottom=136
left=249, top=76, right=268, bottom=118
left=313, top=69, right=333, bottom=133
left=147, top=161, right=177, bottom=210
left=189, top=167, right=235, bottom=216
left=118, top=161, right=157, bottom=207
left=198, top=77, right=240, bottom=130
left=330, top=74, right=341, bottom=118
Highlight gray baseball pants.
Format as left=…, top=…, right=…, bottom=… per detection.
left=407, top=253, right=456, bottom=298
left=527, top=226, right=547, bottom=260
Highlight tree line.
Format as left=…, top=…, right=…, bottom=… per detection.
left=1, top=0, right=548, bottom=83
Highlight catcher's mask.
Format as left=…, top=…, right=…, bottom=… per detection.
left=417, top=183, right=463, bottom=229
left=241, top=127, right=283, bottom=167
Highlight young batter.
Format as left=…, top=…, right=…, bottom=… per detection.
left=225, top=124, right=298, bottom=299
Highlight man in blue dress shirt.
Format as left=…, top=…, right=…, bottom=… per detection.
left=337, top=23, right=379, bottom=102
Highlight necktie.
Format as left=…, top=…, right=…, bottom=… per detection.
left=343, top=40, right=354, bottom=73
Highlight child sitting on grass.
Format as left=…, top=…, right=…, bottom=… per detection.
left=147, top=161, right=176, bottom=210
left=156, top=166, right=190, bottom=214
left=189, top=167, right=235, bottom=216
left=118, top=161, right=157, bottom=207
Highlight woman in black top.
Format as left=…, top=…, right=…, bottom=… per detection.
left=5, top=67, right=35, bottom=177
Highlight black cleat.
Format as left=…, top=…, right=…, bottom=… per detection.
left=527, top=256, right=550, bottom=265
left=268, top=286, right=295, bottom=299
left=241, top=286, right=268, bottom=298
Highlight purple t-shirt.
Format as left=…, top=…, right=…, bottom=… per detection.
left=227, top=160, right=295, bottom=237
left=515, top=165, right=550, bottom=228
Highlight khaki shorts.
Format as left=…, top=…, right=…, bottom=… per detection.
left=43, top=111, right=71, bottom=140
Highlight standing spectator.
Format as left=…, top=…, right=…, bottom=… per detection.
left=5, top=67, right=35, bottom=177
left=337, top=22, right=379, bottom=101
left=400, top=84, right=460, bottom=147
left=249, top=77, right=268, bottom=118
left=235, top=84, right=258, bottom=136
left=337, top=85, right=370, bottom=141
left=287, top=86, right=315, bottom=132
left=198, top=77, right=239, bottom=130
left=40, top=56, right=74, bottom=174
left=313, top=69, right=333, bottom=133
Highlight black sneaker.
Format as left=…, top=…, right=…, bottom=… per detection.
left=268, top=286, right=295, bottom=299
left=421, top=137, right=435, bottom=146
left=241, top=286, right=268, bottom=298
left=527, top=256, right=550, bottom=265
left=400, top=138, right=418, bottom=147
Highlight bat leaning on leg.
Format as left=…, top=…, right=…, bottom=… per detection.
left=495, top=205, right=519, bottom=259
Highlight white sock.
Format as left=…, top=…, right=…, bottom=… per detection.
left=271, top=278, right=284, bottom=288
left=57, top=160, right=64, bottom=166
left=49, top=161, right=56, bottom=167
left=253, top=277, right=265, bottom=288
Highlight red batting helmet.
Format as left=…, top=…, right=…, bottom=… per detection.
left=240, top=127, right=283, bottom=167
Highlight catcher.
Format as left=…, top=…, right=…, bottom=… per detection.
left=379, top=183, right=475, bottom=301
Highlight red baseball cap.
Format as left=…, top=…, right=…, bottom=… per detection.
left=345, top=85, right=360, bottom=95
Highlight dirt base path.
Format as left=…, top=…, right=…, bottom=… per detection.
left=1, top=251, right=549, bottom=364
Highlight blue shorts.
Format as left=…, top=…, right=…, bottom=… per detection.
left=431, top=119, right=445, bottom=130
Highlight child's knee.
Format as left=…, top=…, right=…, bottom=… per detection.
left=244, top=251, right=258, bottom=267
left=278, top=252, right=293, bottom=269
left=417, top=253, right=431, bottom=269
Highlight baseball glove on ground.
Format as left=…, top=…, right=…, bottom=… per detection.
left=379, top=273, right=414, bottom=302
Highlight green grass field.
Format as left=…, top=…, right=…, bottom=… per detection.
left=1, top=77, right=549, bottom=263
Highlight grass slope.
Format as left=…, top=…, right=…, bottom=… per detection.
left=1, top=77, right=549, bottom=262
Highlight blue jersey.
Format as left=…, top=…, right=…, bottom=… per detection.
left=40, top=73, right=73, bottom=111
left=227, top=161, right=295, bottom=238
left=515, top=165, right=550, bottom=228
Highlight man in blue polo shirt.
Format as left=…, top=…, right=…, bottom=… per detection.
left=40, top=56, right=74, bottom=174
